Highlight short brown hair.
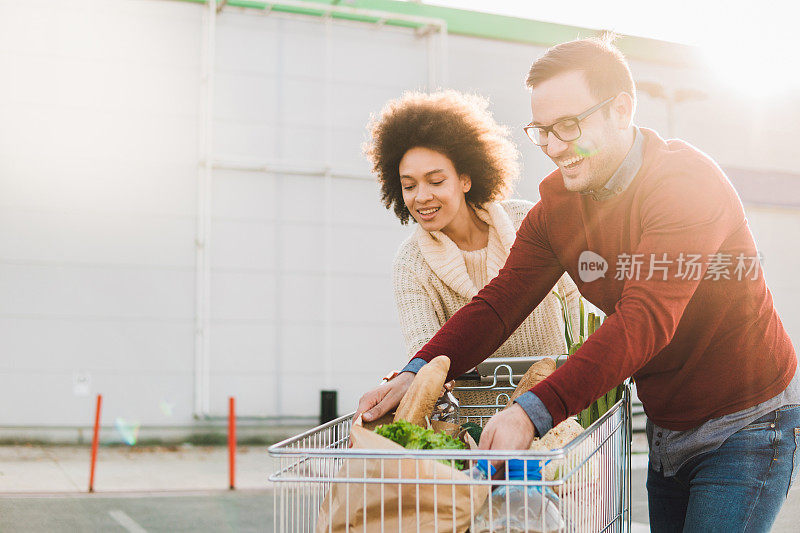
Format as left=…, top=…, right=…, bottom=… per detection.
left=526, top=36, right=636, bottom=105
left=364, top=90, right=520, bottom=225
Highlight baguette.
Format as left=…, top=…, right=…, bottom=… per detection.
left=393, top=355, right=450, bottom=426
left=505, top=357, right=556, bottom=406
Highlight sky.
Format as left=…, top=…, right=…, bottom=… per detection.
left=425, top=0, right=800, bottom=96
left=425, top=0, right=792, bottom=46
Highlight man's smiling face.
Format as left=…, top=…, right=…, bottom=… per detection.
left=530, top=70, right=631, bottom=193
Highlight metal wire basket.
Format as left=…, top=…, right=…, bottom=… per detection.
left=269, top=360, right=632, bottom=532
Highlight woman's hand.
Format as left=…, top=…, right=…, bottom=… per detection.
left=354, top=372, right=415, bottom=423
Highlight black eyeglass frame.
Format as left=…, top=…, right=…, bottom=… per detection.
left=523, top=95, right=616, bottom=146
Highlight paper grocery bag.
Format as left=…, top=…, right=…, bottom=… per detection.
left=316, top=422, right=489, bottom=533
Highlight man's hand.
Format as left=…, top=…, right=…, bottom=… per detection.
left=354, top=372, right=415, bottom=423
left=478, top=403, right=537, bottom=453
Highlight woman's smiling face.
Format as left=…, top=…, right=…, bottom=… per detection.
left=399, top=146, right=472, bottom=233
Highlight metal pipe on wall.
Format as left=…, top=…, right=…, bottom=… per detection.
left=422, top=20, right=448, bottom=89
left=438, top=20, right=448, bottom=86
left=322, top=14, right=334, bottom=392
left=272, top=17, right=286, bottom=419
left=194, top=0, right=216, bottom=417
left=212, top=159, right=374, bottom=181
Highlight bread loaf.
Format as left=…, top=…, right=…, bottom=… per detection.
left=393, top=355, right=450, bottom=426
left=505, top=357, right=556, bottom=406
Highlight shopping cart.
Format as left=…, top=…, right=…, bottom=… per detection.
left=269, top=358, right=632, bottom=532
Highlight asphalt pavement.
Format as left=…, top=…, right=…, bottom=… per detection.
left=0, top=491, right=274, bottom=532
left=1, top=442, right=798, bottom=532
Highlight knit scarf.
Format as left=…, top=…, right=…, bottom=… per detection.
left=415, top=202, right=517, bottom=299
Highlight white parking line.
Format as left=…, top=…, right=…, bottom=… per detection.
left=109, top=510, right=147, bottom=533
left=632, top=521, right=650, bottom=532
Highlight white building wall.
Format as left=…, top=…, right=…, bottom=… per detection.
left=0, top=0, right=202, bottom=431
left=206, top=12, right=433, bottom=420
left=0, top=0, right=797, bottom=434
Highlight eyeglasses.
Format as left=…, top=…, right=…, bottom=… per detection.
left=523, top=96, right=616, bottom=147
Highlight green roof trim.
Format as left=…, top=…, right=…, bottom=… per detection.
left=178, top=0, right=701, bottom=66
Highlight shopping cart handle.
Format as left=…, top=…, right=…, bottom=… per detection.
left=475, top=356, right=566, bottom=380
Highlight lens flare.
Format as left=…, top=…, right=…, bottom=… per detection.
left=575, top=145, right=598, bottom=158
left=114, top=417, right=140, bottom=446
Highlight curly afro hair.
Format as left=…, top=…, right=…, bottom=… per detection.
left=363, top=90, right=520, bottom=224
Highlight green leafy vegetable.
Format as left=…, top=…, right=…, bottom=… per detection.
left=375, top=420, right=466, bottom=469
left=460, top=422, right=483, bottom=444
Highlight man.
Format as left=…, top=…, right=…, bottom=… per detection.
left=355, top=37, right=799, bottom=531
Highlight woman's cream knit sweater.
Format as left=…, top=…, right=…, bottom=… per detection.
left=393, top=199, right=581, bottom=362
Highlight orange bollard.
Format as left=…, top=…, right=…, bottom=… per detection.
left=89, top=394, right=102, bottom=493
left=228, top=396, right=236, bottom=490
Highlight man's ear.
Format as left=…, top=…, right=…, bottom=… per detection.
left=460, top=175, right=472, bottom=193
left=612, top=92, right=635, bottom=129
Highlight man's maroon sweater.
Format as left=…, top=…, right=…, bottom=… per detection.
left=414, top=128, right=796, bottom=431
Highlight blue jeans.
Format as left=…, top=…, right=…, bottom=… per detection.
left=647, top=405, right=800, bottom=533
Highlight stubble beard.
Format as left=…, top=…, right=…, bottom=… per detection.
left=562, top=148, right=617, bottom=194
left=562, top=173, right=593, bottom=193
left=562, top=162, right=603, bottom=193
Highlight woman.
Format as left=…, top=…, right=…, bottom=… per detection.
left=364, top=90, right=580, bottom=410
